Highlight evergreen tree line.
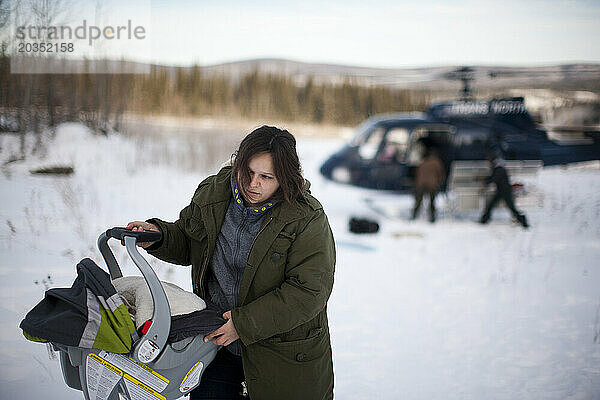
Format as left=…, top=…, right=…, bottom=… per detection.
left=1, top=57, right=432, bottom=144
left=0, top=55, right=133, bottom=136
left=131, top=66, right=432, bottom=125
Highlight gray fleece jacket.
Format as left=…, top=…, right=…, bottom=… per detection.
left=205, top=177, right=274, bottom=355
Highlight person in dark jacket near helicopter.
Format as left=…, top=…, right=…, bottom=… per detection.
left=125, top=126, right=336, bottom=400
left=479, top=155, right=529, bottom=228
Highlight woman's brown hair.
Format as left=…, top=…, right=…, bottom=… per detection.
left=232, top=125, right=305, bottom=205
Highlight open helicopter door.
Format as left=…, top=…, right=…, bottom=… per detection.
left=406, top=124, right=456, bottom=189
left=364, top=123, right=456, bottom=191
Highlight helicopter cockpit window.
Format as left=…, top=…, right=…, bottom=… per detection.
left=377, top=127, right=410, bottom=162
left=357, top=126, right=385, bottom=160
left=349, top=120, right=377, bottom=147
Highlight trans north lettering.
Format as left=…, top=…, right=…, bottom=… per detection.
left=450, top=102, right=489, bottom=115
left=490, top=101, right=526, bottom=114
left=449, top=101, right=526, bottom=115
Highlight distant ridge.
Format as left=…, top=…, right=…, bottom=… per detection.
left=12, top=55, right=600, bottom=91
left=191, top=58, right=600, bottom=90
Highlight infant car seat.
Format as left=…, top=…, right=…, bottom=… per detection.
left=28, top=228, right=219, bottom=400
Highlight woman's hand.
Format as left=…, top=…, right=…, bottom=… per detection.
left=125, top=221, right=160, bottom=248
left=204, top=311, right=240, bottom=346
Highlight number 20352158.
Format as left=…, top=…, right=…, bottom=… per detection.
left=17, top=42, right=74, bottom=53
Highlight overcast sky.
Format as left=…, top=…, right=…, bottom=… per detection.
left=16, top=0, right=600, bottom=68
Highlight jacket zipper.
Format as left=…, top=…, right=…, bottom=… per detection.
left=197, top=251, right=209, bottom=298
left=198, top=215, right=272, bottom=297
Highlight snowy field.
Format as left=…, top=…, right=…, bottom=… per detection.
left=1, top=123, right=599, bottom=400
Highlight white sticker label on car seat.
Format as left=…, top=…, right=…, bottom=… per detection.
left=123, top=373, right=166, bottom=400
left=98, top=351, right=169, bottom=392
left=137, top=339, right=160, bottom=363
left=86, top=353, right=123, bottom=400
left=179, top=361, right=204, bottom=393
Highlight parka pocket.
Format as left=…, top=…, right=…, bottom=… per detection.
left=266, top=327, right=327, bottom=363
left=272, top=232, right=294, bottom=250
left=245, top=327, right=334, bottom=400
left=269, top=232, right=294, bottom=266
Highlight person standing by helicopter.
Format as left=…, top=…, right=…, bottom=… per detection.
left=411, top=146, right=445, bottom=223
left=479, top=153, right=529, bottom=228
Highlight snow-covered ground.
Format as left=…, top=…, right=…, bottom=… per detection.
left=1, top=123, right=599, bottom=400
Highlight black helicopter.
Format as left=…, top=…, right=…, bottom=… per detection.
left=320, top=67, right=600, bottom=192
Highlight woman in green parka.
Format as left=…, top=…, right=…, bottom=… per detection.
left=126, top=126, right=335, bottom=400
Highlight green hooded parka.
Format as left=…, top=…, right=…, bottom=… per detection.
left=147, top=166, right=335, bottom=400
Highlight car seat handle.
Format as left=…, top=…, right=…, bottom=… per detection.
left=97, top=230, right=170, bottom=364
left=97, top=228, right=163, bottom=279
left=97, top=232, right=122, bottom=279
left=106, top=227, right=162, bottom=243
left=124, top=235, right=171, bottom=364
